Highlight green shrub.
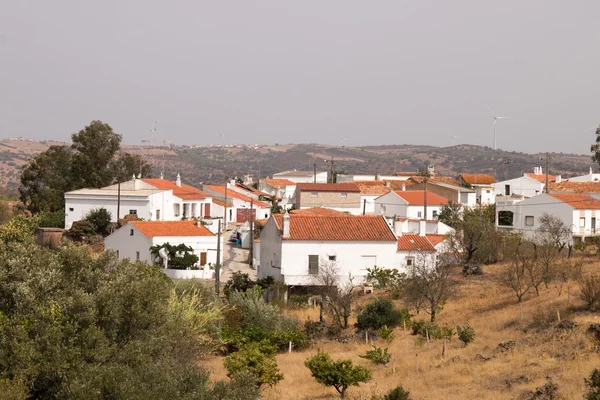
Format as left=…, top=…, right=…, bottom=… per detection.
left=39, top=210, right=65, bottom=228
left=378, top=325, right=395, bottom=344
left=228, top=287, right=294, bottom=331
left=356, top=298, right=403, bottom=330
left=0, top=214, right=42, bottom=243
left=384, top=385, right=412, bottom=400
left=66, top=220, right=97, bottom=241
left=211, top=371, right=261, bottom=400
left=360, top=346, right=391, bottom=365
left=84, top=207, right=112, bottom=235
left=305, top=351, right=371, bottom=398
left=223, top=326, right=308, bottom=354
left=456, top=325, right=475, bottom=346
left=224, top=271, right=255, bottom=298
left=411, top=320, right=454, bottom=340
left=224, top=342, right=283, bottom=388
left=585, top=368, right=600, bottom=400
left=365, top=266, right=406, bottom=289
left=289, top=294, right=311, bottom=308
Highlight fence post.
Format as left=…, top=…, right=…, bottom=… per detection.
left=288, top=341, right=292, bottom=354
left=416, top=353, right=419, bottom=373
left=557, top=309, right=561, bottom=323
left=442, top=337, right=447, bottom=359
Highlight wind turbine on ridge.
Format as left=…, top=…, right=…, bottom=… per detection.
left=451, top=136, right=458, bottom=146
left=486, top=105, right=511, bottom=150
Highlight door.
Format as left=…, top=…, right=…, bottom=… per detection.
left=200, top=252, right=207, bottom=266
left=204, top=203, right=210, bottom=218
left=592, top=217, right=596, bottom=234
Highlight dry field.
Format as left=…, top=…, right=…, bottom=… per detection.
left=205, top=259, right=600, bottom=400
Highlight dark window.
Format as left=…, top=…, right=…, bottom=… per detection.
left=328, top=255, right=336, bottom=261
left=498, top=211, right=514, bottom=226
left=156, top=209, right=161, bottom=220
left=69, top=207, right=74, bottom=212
left=129, top=210, right=137, bottom=215
left=130, top=229, right=134, bottom=236
left=406, top=257, right=414, bottom=266
left=525, top=216, right=534, bottom=226
left=136, top=251, right=140, bottom=260
left=308, top=255, right=319, bottom=274
left=505, top=185, right=510, bottom=196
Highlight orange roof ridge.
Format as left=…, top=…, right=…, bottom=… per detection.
left=130, top=220, right=215, bottom=237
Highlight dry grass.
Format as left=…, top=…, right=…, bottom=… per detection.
left=204, top=258, right=600, bottom=399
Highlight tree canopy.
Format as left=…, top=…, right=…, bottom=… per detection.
left=19, top=120, right=152, bottom=213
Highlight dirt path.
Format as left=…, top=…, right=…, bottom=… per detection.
left=220, top=242, right=255, bottom=282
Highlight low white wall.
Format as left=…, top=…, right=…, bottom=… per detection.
left=162, top=267, right=222, bottom=280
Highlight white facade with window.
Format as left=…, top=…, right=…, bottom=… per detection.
left=374, top=191, right=445, bottom=220
left=492, top=176, right=544, bottom=199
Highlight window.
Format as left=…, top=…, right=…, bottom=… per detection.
left=525, top=216, right=534, bottom=226
left=432, top=210, right=438, bottom=219
left=156, top=209, right=161, bottom=220
left=328, top=255, right=337, bottom=261
left=505, top=185, right=510, bottom=196
left=417, top=211, right=422, bottom=218
left=308, top=255, right=319, bottom=274
left=129, top=209, right=137, bottom=215
left=130, top=229, right=134, bottom=236
left=406, top=256, right=414, bottom=267
left=498, top=211, right=514, bottom=226
left=340, top=192, right=348, bottom=198
left=580, top=217, right=586, bottom=227
left=311, top=192, right=318, bottom=197
left=136, top=251, right=140, bottom=260
left=69, top=207, right=74, bottom=212
left=486, top=190, right=491, bottom=194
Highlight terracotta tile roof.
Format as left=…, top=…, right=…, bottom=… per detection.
left=352, top=181, right=393, bottom=195
left=235, top=183, right=272, bottom=198
left=213, top=199, right=233, bottom=207
left=426, top=234, right=447, bottom=247
left=130, top=221, right=215, bottom=237
left=395, top=171, right=421, bottom=177
left=409, top=176, right=461, bottom=186
left=548, top=193, right=600, bottom=209
left=296, top=183, right=360, bottom=193
left=394, top=190, right=449, bottom=206
left=142, top=179, right=210, bottom=200
left=261, top=178, right=296, bottom=188
left=290, top=207, right=346, bottom=216
left=397, top=235, right=436, bottom=252
left=273, top=214, right=396, bottom=241
left=549, top=182, right=600, bottom=193
left=459, top=174, right=496, bottom=185
left=525, top=173, right=556, bottom=183
left=204, top=185, right=271, bottom=208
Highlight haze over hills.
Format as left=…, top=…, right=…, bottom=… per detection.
left=0, top=139, right=595, bottom=192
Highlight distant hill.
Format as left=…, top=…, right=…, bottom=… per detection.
left=0, top=140, right=595, bottom=191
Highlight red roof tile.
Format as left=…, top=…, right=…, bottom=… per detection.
left=130, top=221, right=215, bottom=237
left=204, top=185, right=270, bottom=208
left=142, top=179, right=210, bottom=200
left=459, top=174, right=496, bottom=185
left=394, top=191, right=449, bottom=206
left=549, top=181, right=600, bottom=193
left=290, top=208, right=346, bottom=216
left=409, top=176, right=461, bottom=186
left=352, top=181, right=393, bottom=195
left=397, top=235, right=436, bottom=252
left=525, top=173, right=556, bottom=183
left=261, top=178, right=296, bottom=188
left=296, top=183, right=360, bottom=193
left=548, top=193, right=600, bottom=209
left=426, top=234, right=447, bottom=247
left=272, top=214, right=396, bottom=241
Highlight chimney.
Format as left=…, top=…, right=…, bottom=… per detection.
left=556, top=175, right=561, bottom=183
left=419, top=220, right=427, bottom=237
left=282, top=211, right=290, bottom=238
left=176, top=173, right=181, bottom=187
left=401, top=183, right=406, bottom=191
left=196, top=221, right=201, bottom=227
left=376, top=173, right=381, bottom=181
left=385, top=181, right=391, bottom=188
left=132, top=174, right=136, bottom=180
left=160, top=171, right=164, bottom=180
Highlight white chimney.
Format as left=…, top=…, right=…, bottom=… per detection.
left=132, top=174, right=136, bottom=180
left=160, top=171, right=164, bottom=180
left=419, top=220, right=427, bottom=237
left=376, top=173, right=381, bottom=181
left=282, top=211, right=290, bottom=238
left=393, top=214, right=399, bottom=236
left=401, top=183, right=406, bottom=191
left=556, top=175, right=561, bottom=183
left=385, top=181, right=391, bottom=188
left=591, top=167, right=594, bottom=175
left=176, top=173, right=181, bottom=187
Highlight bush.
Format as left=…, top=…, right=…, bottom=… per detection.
left=224, top=271, right=255, bottom=298
left=0, top=214, right=42, bottom=243
left=39, top=210, right=65, bottom=228
left=305, top=351, right=371, bottom=398
left=579, top=275, right=600, bottom=311
left=66, top=220, right=96, bottom=241
left=456, top=325, right=475, bottom=346
left=360, top=346, right=391, bottom=365
left=365, top=266, right=406, bottom=289
left=289, top=294, right=311, bottom=308
left=227, top=287, right=296, bottom=332
left=378, top=325, right=395, bottom=344
left=585, top=368, right=600, bottom=400
left=384, top=385, right=412, bottom=400
left=223, top=326, right=309, bottom=354
left=211, top=371, right=261, bottom=400
left=224, top=342, right=283, bottom=388
left=84, top=207, right=112, bottom=235
left=356, top=298, right=403, bottom=331
left=411, top=320, right=454, bottom=340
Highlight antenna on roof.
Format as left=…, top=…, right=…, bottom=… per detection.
left=150, top=120, right=158, bottom=146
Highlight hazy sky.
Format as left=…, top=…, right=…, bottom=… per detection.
left=1, top=1, right=599, bottom=154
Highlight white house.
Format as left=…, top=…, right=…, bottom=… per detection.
left=64, top=175, right=213, bottom=229
left=457, top=174, right=496, bottom=205
left=375, top=190, right=449, bottom=220
left=352, top=181, right=392, bottom=215
left=336, top=173, right=411, bottom=182
left=105, top=220, right=223, bottom=267
left=396, top=233, right=448, bottom=270
left=273, top=170, right=328, bottom=184
left=259, top=178, right=297, bottom=210
left=566, top=167, right=600, bottom=182
left=258, top=213, right=398, bottom=286
left=493, top=167, right=556, bottom=199
left=202, top=185, right=271, bottom=223
left=406, top=182, right=476, bottom=207
left=495, top=193, right=600, bottom=242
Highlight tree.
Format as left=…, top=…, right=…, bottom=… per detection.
left=0, top=242, right=243, bottom=399
left=585, top=368, right=600, bottom=400
left=499, top=234, right=534, bottom=319
left=438, top=202, right=462, bottom=228
left=150, top=243, right=199, bottom=269
left=356, top=298, right=403, bottom=330
left=313, top=259, right=357, bottom=328
left=538, top=213, right=572, bottom=256
left=304, top=351, right=371, bottom=398
left=590, top=124, right=600, bottom=167
left=404, top=251, right=457, bottom=322
left=224, top=342, right=283, bottom=388
left=19, top=145, right=75, bottom=213
left=578, top=274, right=600, bottom=311
left=447, top=205, right=497, bottom=265
left=19, top=121, right=152, bottom=214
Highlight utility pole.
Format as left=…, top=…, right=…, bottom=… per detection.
left=117, top=181, right=121, bottom=222
left=363, top=199, right=366, bottom=215
left=330, top=156, right=334, bottom=183
left=224, top=177, right=229, bottom=229
left=249, top=200, right=254, bottom=265
left=545, top=152, right=550, bottom=194
left=215, top=222, right=221, bottom=295
left=313, top=162, right=317, bottom=183
left=424, top=177, right=428, bottom=220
